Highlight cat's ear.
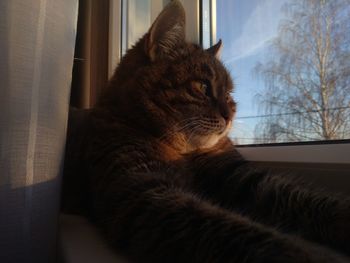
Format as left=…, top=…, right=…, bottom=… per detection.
left=145, top=0, right=186, bottom=61
left=206, top=39, right=223, bottom=59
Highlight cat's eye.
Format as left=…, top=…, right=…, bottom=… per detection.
left=191, top=81, right=210, bottom=96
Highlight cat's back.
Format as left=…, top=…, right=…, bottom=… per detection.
left=62, top=107, right=146, bottom=214
left=66, top=108, right=157, bottom=172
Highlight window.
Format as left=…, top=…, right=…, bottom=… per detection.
left=110, top=0, right=171, bottom=79
left=107, top=0, right=350, bottom=163
left=121, top=0, right=167, bottom=55
left=209, top=0, right=350, bottom=145
left=119, top=0, right=199, bottom=56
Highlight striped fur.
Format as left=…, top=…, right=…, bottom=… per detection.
left=63, top=1, right=350, bottom=262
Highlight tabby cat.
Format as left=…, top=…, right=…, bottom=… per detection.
left=63, top=1, right=350, bottom=262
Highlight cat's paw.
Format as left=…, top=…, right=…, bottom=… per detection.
left=292, top=237, right=350, bottom=263
left=329, top=204, right=350, bottom=255
left=307, top=242, right=350, bottom=263
left=274, top=234, right=350, bottom=263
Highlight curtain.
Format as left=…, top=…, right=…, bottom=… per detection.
left=0, top=1, right=78, bottom=262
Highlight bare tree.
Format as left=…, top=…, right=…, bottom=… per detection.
left=254, top=0, right=350, bottom=143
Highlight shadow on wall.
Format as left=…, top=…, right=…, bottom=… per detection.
left=0, top=179, right=62, bottom=263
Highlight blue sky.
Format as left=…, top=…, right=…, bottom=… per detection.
left=216, top=0, right=288, bottom=144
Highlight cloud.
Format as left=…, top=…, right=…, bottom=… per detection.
left=223, top=0, right=287, bottom=64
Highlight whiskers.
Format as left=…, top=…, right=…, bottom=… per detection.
left=159, top=115, right=225, bottom=146
left=159, top=117, right=200, bottom=143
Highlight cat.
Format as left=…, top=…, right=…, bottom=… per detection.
left=62, top=1, right=350, bottom=262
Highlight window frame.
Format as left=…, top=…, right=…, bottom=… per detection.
left=109, top=0, right=121, bottom=78
left=237, top=140, right=350, bottom=164
left=108, top=0, right=201, bottom=77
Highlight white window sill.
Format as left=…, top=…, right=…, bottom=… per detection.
left=237, top=141, right=350, bottom=164
left=59, top=214, right=129, bottom=263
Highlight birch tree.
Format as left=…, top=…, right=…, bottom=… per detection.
left=254, top=0, right=350, bottom=143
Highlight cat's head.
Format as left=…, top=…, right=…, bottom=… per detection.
left=101, top=0, right=236, bottom=152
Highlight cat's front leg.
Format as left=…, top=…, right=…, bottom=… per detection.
left=194, top=160, right=350, bottom=255
left=327, top=200, right=350, bottom=254
left=91, top=172, right=346, bottom=263
left=246, top=171, right=350, bottom=255
left=188, top=139, right=350, bottom=256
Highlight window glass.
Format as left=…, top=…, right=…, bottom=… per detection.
left=121, top=0, right=170, bottom=55
left=215, top=0, right=350, bottom=145
left=122, top=0, right=151, bottom=55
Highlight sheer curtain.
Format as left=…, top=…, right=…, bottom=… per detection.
left=0, top=1, right=78, bottom=262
